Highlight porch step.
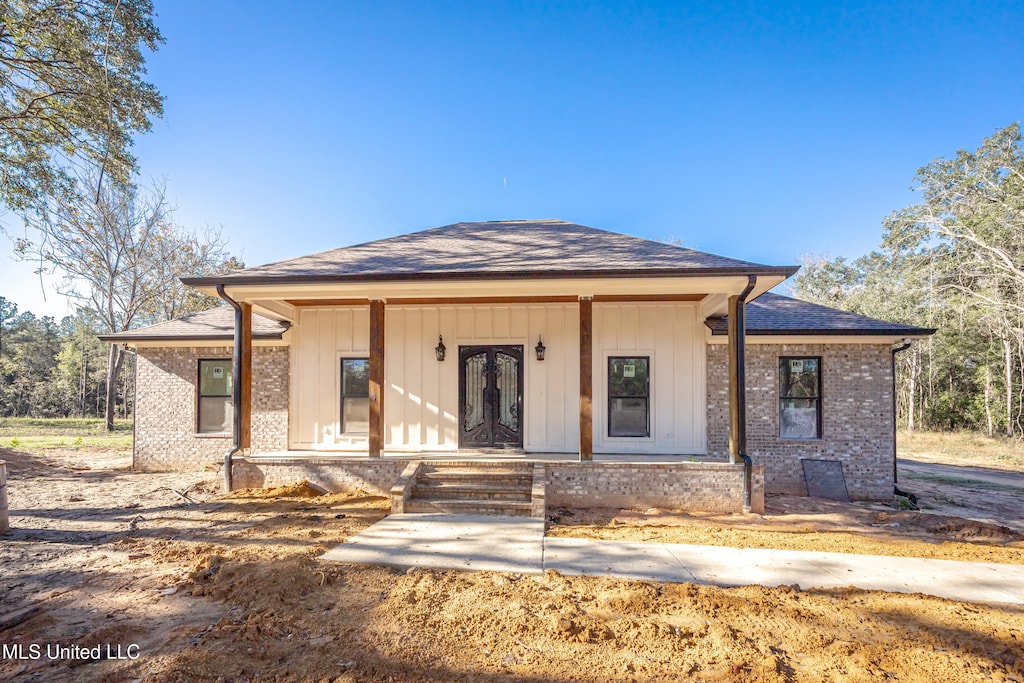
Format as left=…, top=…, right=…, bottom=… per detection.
left=403, top=499, right=534, bottom=515
left=392, top=461, right=546, bottom=518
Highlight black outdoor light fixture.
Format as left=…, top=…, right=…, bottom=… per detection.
left=435, top=335, right=446, bottom=361
left=535, top=336, right=546, bottom=361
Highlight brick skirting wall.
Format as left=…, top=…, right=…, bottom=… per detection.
left=134, top=346, right=289, bottom=471
left=546, top=462, right=764, bottom=514
left=707, top=343, right=894, bottom=501
left=231, top=459, right=764, bottom=514
left=231, top=458, right=410, bottom=497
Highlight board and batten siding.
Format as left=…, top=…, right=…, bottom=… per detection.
left=593, top=303, right=706, bottom=454
left=384, top=304, right=580, bottom=452
left=289, top=302, right=705, bottom=454
left=290, top=306, right=370, bottom=449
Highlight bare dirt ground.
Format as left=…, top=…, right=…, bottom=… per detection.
left=2, top=446, right=1023, bottom=682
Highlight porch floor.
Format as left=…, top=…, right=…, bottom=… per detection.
left=243, top=450, right=729, bottom=464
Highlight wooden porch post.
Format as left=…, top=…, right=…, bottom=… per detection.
left=579, top=296, right=593, bottom=461
left=239, top=302, right=252, bottom=450
left=369, top=299, right=385, bottom=457
left=727, top=293, right=747, bottom=464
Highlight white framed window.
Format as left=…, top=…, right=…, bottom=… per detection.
left=340, top=358, right=370, bottom=434
left=197, top=358, right=232, bottom=433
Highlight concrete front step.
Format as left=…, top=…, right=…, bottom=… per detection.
left=419, top=469, right=533, bottom=478
left=403, top=499, right=534, bottom=515
left=392, top=461, right=545, bottom=518
left=411, top=483, right=532, bottom=499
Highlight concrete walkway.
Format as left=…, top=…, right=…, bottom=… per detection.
left=320, top=513, right=1024, bottom=605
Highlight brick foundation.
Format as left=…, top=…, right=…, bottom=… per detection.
left=546, top=462, right=764, bottom=513
left=231, top=458, right=764, bottom=514
left=134, top=346, right=289, bottom=471
left=707, top=343, right=894, bottom=501
left=231, top=458, right=409, bottom=497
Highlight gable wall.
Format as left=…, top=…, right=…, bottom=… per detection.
left=706, top=342, right=894, bottom=500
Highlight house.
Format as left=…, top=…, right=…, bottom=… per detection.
left=101, top=220, right=933, bottom=515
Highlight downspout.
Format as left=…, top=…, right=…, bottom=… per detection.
left=891, top=338, right=912, bottom=494
left=216, top=284, right=243, bottom=494
left=729, top=275, right=757, bottom=513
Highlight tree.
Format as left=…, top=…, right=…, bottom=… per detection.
left=15, top=172, right=241, bottom=428
left=0, top=0, right=163, bottom=216
left=0, top=295, right=16, bottom=355
left=17, top=172, right=168, bottom=428
left=885, top=123, right=1024, bottom=437
left=150, top=229, right=243, bottom=321
left=793, top=123, right=1024, bottom=437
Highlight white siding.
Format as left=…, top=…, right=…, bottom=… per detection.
left=384, top=304, right=579, bottom=452
left=289, top=302, right=704, bottom=453
left=594, top=303, right=706, bottom=454
left=289, top=307, right=369, bottom=450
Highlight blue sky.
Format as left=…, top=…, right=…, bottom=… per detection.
left=3, top=0, right=1023, bottom=319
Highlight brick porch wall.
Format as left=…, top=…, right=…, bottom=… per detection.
left=134, top=346, right=289, bottom=471
left=545, top=462, right=764, bottom=514
left=707, top=342, right=894, bottom=501
left=229, top=459, right=764, bottom=514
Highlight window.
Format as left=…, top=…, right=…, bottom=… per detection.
left=779, top=357, right=821, bottom=439
left=341, top=358, right=370, bottom=434
left=608, top=356, right=650, bottom=437
left=198, top=359, right=233, bottom=433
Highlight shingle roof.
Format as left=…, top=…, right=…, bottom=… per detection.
left=98, top=306, right=288, bottom=342
left=705, top=292, right=935, bottom=336
left=183, top=220, right=798, bottom=285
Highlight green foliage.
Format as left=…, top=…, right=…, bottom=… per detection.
left=794, top=123, right=1024, bottom=436
left=0, top=0, right=163, bottom=215
left=0, top=303, right=127, bottom=419
left=0, top=416, right=132, bottom=451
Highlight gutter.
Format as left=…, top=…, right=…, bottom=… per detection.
left=891, top=338, right=913, bottom=493
left=731, top=275, right=757, bottom=513
left=216, top=284, right=244, bottom=494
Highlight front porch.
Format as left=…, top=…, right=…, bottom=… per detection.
left=230, top=451, right=766, bottom=516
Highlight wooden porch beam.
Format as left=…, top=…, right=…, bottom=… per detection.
left=239, top=302, right=252, bottom=450
left=579, top=296, right=593, bottom=461
left=369, top=299, right=385, bottom=457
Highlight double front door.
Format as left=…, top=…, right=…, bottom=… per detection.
left=459, top=345, right=524, bottom=448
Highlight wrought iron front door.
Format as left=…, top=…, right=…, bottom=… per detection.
left=459, top=345, right=524, bottom=448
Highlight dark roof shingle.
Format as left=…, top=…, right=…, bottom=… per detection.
left=98, top=306, right=288, bottom=342
left=184, top=220, right=797, bottom=285
left=705, top=292, right=935, bottom=336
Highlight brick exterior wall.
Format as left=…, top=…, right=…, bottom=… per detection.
left=707, top=342, right=894, bottom=500
left=546, top=462, right=764, bottom=513
left=134, top=346, right=289, bottom=471
left=230, top=458, right=763, bottom=514
left=231, top=458, right=406, bottom=496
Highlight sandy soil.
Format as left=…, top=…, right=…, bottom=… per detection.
left=1, top=447, right=1023, bottom=682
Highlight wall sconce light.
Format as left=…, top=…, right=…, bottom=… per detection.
left=535, top=336, right=546, bottom=361
left=435, top=335, right=446, bottom=361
